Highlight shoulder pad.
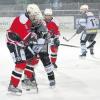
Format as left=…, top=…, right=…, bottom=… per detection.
left=86, top=12, right=94, bottom=16
left=78, top=18, right=86, bottom=26
left=52, top=18, right=60, bottom=27
left=19, top=14, right=28, bottom=24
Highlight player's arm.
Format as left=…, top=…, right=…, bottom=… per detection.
left=76, top=25, right=86, bottom=34
left=7, top=31, right=24, bottom=46
left=76, top=18, right=86, bottom=34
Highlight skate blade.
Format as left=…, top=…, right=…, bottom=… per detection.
left=49, top=85, right=55, bottom=89
left=22, top=86, right=38, bottom=94
left=7, top=91, right=22, bottom=96
left=23, top=88, right=38, bottom=94
left=79, top=56, right=86, bottom=59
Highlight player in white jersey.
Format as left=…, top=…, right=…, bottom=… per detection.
left=76, top=4, right=98, bottom=57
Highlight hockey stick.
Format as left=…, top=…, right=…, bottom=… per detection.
left=28, top=46, right=35, bottom=55
left=60, top=44, right=79, bottom=48
left=60, top=41, right=96, bottom=49
left=28, top=40, right=96, bottom=52
left=63, top=33, right=77, bottom=42
left=87, top=41, right=96, bottom=49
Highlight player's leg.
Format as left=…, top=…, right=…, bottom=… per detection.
left=7, top=43, right=26, bottom=95
left=80, top=33, right=88, bottom=57
left=50, top=45, right=58, bottom=68
left=88, top=33, right=97, bottom=55
left=22, top=57, right=39, bottom=91
left=39, top=52, right=55, bottom=87
left=22, top=47, right=39, bottom=91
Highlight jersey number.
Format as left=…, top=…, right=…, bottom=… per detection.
left=90, top=19, right=95, bottom=26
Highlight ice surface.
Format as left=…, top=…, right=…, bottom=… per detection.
left=0, top=31, right=100, bottom=100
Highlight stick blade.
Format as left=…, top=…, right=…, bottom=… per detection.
left=63, top=37, right=69, bottom=41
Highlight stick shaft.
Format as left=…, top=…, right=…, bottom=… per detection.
left=63, top=33, right=77, bottom=41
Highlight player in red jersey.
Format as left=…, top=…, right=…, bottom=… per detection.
left=44, top=8, right=60, bottom=68
left=7, top=3, right=43, bottom=95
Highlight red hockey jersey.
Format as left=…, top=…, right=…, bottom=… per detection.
left=46, top=20, right=60, bottom=36
left=7, top=14, right=32, bottom=41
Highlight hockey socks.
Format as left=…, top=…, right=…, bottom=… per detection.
left=50, top=45, right=58, bottom=63
left=24, top=65, right=35, bottom=79
left=10, top=63, right=26, bottom=87
left=10, top=70, right=22, bottom=87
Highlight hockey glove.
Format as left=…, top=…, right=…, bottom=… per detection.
left=53, top=38, right=60, bottom=46
left=76, top=26, right=85, bottom=34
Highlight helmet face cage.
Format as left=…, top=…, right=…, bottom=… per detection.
left=44, top=15, right=53, bottom=21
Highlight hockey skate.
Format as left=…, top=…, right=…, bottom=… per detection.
left=49, top=80, right=56, bottom=88
left=53, top=63, right=58, bottom=69
left=21, top=78, right=38, bottom=93
left=79, top=51, right=87, bottom=58
left=8, top=84, right=22, bottom=95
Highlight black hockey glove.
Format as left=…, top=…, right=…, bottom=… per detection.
left=7, top=32, right=21, bottom=42
left=76, top=26, right=85, bottom=34
left=53, top=38, right=60, bottom=46
left=50, top=34, right=55, bottom=38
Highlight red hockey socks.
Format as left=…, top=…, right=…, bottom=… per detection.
left=50, top=45, right=58, bottom=63
left=24, top=65, right=34, bottom=79
left=10, top=62, right=26, bottom=87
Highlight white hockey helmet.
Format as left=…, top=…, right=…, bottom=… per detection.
left=80, top=4, right=89, bottom=13
left=44, top=8, right=53, bottom=15
left=26, top=3, right=43, bottom=20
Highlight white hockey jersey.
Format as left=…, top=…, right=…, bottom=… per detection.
left=78, top=12, right=98, bottom=34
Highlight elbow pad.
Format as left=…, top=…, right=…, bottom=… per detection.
left=76, top=26, right=85, bottom=34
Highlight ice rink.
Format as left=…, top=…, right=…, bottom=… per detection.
left=0, top=30, right=100, bottom=100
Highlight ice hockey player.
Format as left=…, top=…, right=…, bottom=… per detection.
left=22, top=5, right=56, bottom=91
left=76, top=4, right=98, bottom=57
left=22, top=8, right=57, bottom=90
left=44, top=8, right=60, bottom=68
left=6, top=3, right=55, bottom=95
